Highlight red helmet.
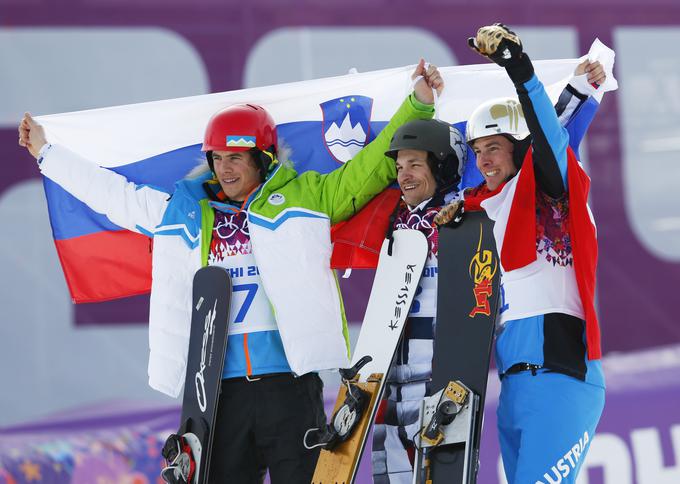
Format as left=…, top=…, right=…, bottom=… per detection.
left=202, top=103, right=278, bottom=154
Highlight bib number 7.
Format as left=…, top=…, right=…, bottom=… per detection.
left=232, top=283, right=258, bottom=323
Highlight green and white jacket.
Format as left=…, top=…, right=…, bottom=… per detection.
left=39, top=94, right=434, bottom=397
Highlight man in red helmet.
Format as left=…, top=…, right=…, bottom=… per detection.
left=18, top=60, right=442, bottom=483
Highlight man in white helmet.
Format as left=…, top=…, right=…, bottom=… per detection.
left=464, top=24, right=606, bottom=484
left=370, top=55, right=604, bottom=481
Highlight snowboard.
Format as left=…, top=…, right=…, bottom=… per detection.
left=310, top=229, right=429, bottom=484
left=162, top=266, right=232, bottom=484
left=415, top=210, right=501, bottom=484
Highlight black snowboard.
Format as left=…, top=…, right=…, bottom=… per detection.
left=178, top=266, right=231, bottom=484
left=428, top=211, right=501, bottom=483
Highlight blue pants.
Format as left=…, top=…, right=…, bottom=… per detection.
left=497, top=371, right=605, bottom=484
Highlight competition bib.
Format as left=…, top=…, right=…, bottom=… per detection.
left=211, top=253, right=278, bottom=336
left=409, top=259, right=438, bottom=318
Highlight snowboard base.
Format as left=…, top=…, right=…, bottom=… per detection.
left=162, top=266, right=231, bottom=484
left=310, top=230, right=429, bottom=484
left=422, top=212, right=500, bottom=483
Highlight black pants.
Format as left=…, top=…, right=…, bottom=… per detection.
left=208, top=372, right=326, bottom=483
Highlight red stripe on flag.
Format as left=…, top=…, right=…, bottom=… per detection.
left=54, top=230, right=152, bottom=303
left=331, top=188, right=401, bottom=269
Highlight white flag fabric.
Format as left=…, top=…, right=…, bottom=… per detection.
left=36, top=40, right=616, bottom=303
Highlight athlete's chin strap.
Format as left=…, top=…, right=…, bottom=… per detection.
left=385, top=198, right=403, bottom=256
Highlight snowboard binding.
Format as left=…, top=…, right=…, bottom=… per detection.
left=160, top=432, right=197, bottom=484
left=414, top=380, right=479, bottom=484
left=420, top=380, right=469, bottom=446
left=303, top=355, right=373, bottom=450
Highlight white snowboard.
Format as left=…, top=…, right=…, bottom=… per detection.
left=352, top=229, right=428, bottom=378
left=347, top=229, right=428, bottom=482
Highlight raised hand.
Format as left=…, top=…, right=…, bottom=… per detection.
left=412, top=58, right=444, bottom=105
left=468, top=23, right=523, bottom=67
left=18, top=113, right=48, bottom=160
left=575, top=59, right=606, bottom=88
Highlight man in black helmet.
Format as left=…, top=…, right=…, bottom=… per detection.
left=389, top=119, right=466, bottom=208
left=371, top=118, right=467, bottom=483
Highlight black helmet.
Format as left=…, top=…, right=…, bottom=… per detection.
left=385, top=119, right=467, bottom=190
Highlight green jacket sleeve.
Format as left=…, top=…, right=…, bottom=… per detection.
left=297, top=94, right=435, bottom=224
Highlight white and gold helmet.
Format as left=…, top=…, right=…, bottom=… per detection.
left=465, top=97, right=529, bottom=145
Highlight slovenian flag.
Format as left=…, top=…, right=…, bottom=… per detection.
left=37, top=40, right=615, bottom=303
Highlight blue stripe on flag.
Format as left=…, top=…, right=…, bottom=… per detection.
left=46, top=144, right=203, bottom=240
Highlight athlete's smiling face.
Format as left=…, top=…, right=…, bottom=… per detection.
left=472, top=135, right=517, bottom=191
left=396, top=149, right=437, bottom=207
left=212, top=150, right=261, bottom=201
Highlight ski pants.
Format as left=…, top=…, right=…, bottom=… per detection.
left=209, top=372, right=326, bottom=484
left=372, top=316, right=435, bottom=484
left=497, top=370, right=605, bottom=484
left=372, top=380, right=427, bottom=484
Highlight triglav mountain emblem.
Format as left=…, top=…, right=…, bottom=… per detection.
left=320, top=95, right=373, bottom=164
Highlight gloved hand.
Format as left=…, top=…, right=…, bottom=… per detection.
left=468, top=23, right=523, bottom=67
left=434, top=200, right=464, bottom=227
